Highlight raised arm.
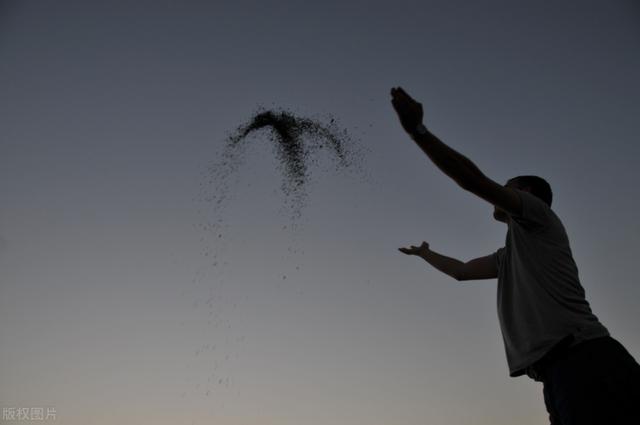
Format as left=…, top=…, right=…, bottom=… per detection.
left=390, top=87, right=522, bottom=216
left=399, top=242, right=497, bottom=281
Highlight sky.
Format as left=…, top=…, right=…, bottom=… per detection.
left=1, top=0, right=639, bottom=424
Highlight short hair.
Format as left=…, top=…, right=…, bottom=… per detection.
left=508, top=175, right=553, bottom=207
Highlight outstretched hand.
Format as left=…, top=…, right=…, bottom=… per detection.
left=390, top=87, right=424, bottom=135
left=398, top=241, right=430, bottom=257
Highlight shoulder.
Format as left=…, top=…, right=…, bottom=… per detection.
left=509, top=190, right=553, bottom=230
left=470, top=178, right=522, bottom=216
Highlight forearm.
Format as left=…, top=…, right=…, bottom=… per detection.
left=411, top=130, right=486, bottom=191
left=419, top=248, right=464, bottom=281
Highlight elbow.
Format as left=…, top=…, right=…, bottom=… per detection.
left=453, top=271, right=466, bottom=281
left=455, top=176, right=473, bottom=192
left=457, top=171, right=490, bottom=194
left=453, top=263, right=468, bottom=281
left=458, top=177, right=483, bottom=194
left=451, top=175, right=479, bottom=195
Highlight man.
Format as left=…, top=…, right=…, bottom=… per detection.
left=391, top=87, right=640, bottom=424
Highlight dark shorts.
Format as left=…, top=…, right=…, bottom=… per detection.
left=539, top=336, right=640, bottom=425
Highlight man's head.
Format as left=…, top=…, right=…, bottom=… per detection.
left=493, top=175, right=553, bottom=223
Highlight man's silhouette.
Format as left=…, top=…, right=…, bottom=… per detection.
left=391, top=87, right=640, bottom=424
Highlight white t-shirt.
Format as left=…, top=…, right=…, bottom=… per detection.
left=493, top=189, right=609, bottom=377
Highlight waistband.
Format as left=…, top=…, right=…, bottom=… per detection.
left=525, top=335, right=577, bottom=382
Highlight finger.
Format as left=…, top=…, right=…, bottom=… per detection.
left=391, top=99, right=407, bottom=113
left=396, top=87, right=410, bottom=98
left=391, top=93, right=402, bottom=106
left=392, top=95, right=412, bottom=111
left=391, top=86, right=404, bottom=98
left=391, top=99, right=406, bottom=114
left=396, top=88, right=415, bottom=103
left=391, top=87, right=409, bottom=101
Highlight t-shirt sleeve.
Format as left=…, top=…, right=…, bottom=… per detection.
left=509, top=189, right=552, bottom=230
left=493, top=247, right=505, bottom=271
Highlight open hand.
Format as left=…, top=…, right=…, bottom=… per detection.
left=398, top=241, right=430, bottom=257
left=390, top=87, right=424, bottom=135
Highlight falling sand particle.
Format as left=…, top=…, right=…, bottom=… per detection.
left=187, top=107, right=369, bottom=400
left=208, top=107, right=364, bottom=220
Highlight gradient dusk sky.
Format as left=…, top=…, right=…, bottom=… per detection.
left=1, top=1, right=639, bottom=424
